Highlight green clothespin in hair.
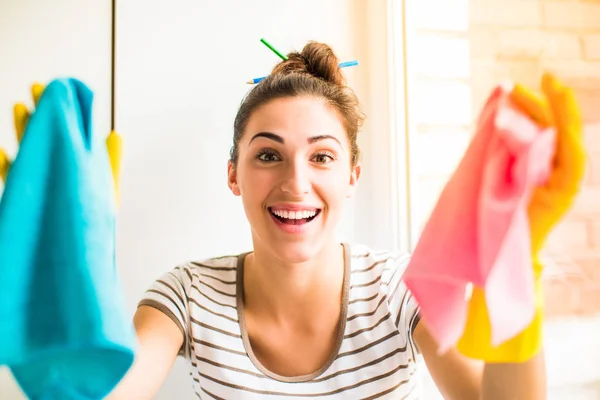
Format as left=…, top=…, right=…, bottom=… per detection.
left=260, top=38, right=288, bottom=61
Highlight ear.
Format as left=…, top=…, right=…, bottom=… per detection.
left=227, top=160, right=241, bottom=196
left=346, top=164, right=361, bottom=198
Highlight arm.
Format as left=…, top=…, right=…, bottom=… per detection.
left=414, top=321, right=546, bottom=400
left=481, top=352, right=546, bottom=400
left=414, top=322, right=482, bottom=400
left=106, top=306, right=184, bottom=400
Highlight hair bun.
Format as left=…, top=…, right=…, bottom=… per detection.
left=271, top=41, right=346, bottom=87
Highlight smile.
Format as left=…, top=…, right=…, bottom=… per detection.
left=268, top=207, right=321, bottom=225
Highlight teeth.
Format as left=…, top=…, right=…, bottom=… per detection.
left=272, top=209, right=317, bottom=219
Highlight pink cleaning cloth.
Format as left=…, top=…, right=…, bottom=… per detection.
left=403, top=84, right=556, bottom=353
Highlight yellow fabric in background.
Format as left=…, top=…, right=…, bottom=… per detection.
left=106, top=130, right=123, bottom=205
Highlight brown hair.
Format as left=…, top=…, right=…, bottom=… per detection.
left=230, top=41, right=364, bottom=167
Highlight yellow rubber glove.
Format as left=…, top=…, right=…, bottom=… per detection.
left=0, top=83, right=44, bottom=184
left=1, top=83, right=123, bottom=207
left=0, top=150, right=9, bottom=183
left=456, top=73, right=586, bottom=362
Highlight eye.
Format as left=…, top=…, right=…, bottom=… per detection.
left=256, top=149, right=281, bottom=163
left=312, top=151, right=335, bottom=164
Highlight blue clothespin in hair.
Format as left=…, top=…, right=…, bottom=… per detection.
left=247, top=60, right=359, bottom=84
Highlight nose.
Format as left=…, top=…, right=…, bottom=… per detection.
left=280, top=158, right=311, bottom=196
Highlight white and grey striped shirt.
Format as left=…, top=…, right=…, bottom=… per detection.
left=140, top=243, right=421, bottom=399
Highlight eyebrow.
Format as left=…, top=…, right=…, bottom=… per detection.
left=249, top=132, right=342, bottom=146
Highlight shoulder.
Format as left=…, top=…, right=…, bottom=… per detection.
left=142, top=252, right=244, bottom=318
left=170, top=252, right=243, bottom=288
left=346, top=243, right=411, bottom=285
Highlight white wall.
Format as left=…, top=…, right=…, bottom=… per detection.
left=0, top=1, right=398, bottom=399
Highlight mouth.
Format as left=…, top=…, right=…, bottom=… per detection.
left=268, top=207, right=322, bottom=225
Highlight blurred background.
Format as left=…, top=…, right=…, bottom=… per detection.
left=0, top=0, right=598, bottom=398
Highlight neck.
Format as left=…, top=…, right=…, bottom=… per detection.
left=242, top=241, right=346, bottom=325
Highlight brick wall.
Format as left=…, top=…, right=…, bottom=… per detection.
left=410, top=0, right=600, bottom=318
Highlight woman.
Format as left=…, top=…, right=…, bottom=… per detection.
left=108, top=42, right=580, bottom=399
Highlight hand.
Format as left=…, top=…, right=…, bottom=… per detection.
left=1, top=83, right=123, bottom=204
left=511, top=73, right=586, bottom=264
left=0, top=83, right=44, bottom=183
left=456, top=73, right=586, bottom=362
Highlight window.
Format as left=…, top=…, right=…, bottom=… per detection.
left=386, top=0, right=472, bottom=252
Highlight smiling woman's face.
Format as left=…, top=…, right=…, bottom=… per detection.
left=227, top=96, right=361, bottom=263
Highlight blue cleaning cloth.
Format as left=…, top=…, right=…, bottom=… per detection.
left=0, top=78, right=136, bottom=399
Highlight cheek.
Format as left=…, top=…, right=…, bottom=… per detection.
left=238, top=165, right=274, bottom=202
left=315, top=168, right=354, bottom=203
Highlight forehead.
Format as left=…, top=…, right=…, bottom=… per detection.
left=244, top=96, right=347, bottom=143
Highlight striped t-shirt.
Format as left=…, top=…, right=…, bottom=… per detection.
left=139, top=243, right=422, bottom=399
